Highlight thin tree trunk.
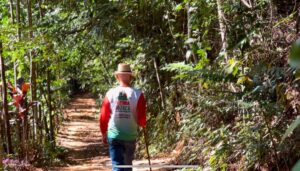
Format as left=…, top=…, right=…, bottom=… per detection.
left=16, top=0, right=26, bottom=159
left=47, top=63, right=55, bottom=149
left=39, top=84, right=50, bottom=142
left=0, top=109, right=5, bottom=155
left=0, top=106, right=3, bottom=157
left=38, top=103, right=43, bottom=145
left=38, top=0, right=48, bottom=146
left=186, top=2, right=191, bottom=39
left=0, top=42, right=13, bottom=154
left=9, top=0, right=17, bottom=88
left=186, top=2, right=197, bottom=63
left=12, top=0, right=23, bottom=158
left=216, top=0, right=228, bottom=62
left=0, top=142, right=2, bottom=168
left=9, top=0, right=14, bottom=23
left=0, top=84, right=3, bottom=167
left=16, top=0, right=21, bottom=40
left=42, top=104, right=50, bottom=142
left=38, top=0, right=43, bottom=18
left=38, top=0, right=44, bottom=146
left=28, top=0, right=37, bottom=141
left=153, top=57, right=165, bottom=109
left=22, top=116, right=28, bottom=161
left=14, top=0, right=20, bottom=90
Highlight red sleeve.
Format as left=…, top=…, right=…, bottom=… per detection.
left=100, top=96, right=111, bottom=136
left=136, top=93, right=146, bottom=128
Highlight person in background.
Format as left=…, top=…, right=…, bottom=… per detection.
left=100, top=63, right=146, bottom=171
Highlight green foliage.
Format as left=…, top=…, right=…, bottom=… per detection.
left=224, top=58, right=239, bottom=76
left=289, top=38, right=300, bottom=69
left=282, top=116, right=300, bottom=140
left=0, top=0, right=300, bottom=170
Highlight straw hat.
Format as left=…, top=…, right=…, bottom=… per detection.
left=114, top=63, right=133, bottom=75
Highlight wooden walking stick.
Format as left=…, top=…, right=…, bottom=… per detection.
left=143, top=128, right=152, bottom=171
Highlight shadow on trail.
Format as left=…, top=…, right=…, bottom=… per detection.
left=69, top=115, right=96, bottom=121
left=60, top=143, right=109, bottom=165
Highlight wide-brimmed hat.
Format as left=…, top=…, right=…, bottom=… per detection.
left=114, top=63, right=133, bottom=75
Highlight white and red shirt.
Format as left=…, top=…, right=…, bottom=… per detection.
left=100, top=86, right=146, bottom=141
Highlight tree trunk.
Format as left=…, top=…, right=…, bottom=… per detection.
left=38, top=103, right=43, bottom=145
left=16, top=0, right=21, bottom=40
left=9, top=0, right=17, bottom=88
left=38, top=0, right=49, bottom=146
left=39, top=83, right=50, bottom=142
left=0, top=84, right=3, bottom=167
left=216, top=0, right=228, bottom=62
left=0, top=104, right=2, bottom=162
left=9, top=0, right=14, bottom=23
left=39, top=0, right=43, bottom=19
left=28, top=0, right=37, bottom=141
left=42, top=105, right=50, bottom=142
left=47, top=63, right=55, bottom=149
left=0, top=42, right=13, bottom=154
left=186, top=2, right=197, bottom=63
left=22, top=115, right=28, bottom=161
left=0, top=133, right=4, bottom=170
left=15, top=0, right=24, bottom=158
left=186, top=2, right=191, bottom=39
left=153, top=57, right=165, bottom=109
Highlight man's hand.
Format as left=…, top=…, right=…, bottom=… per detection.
left=102, top=135, right=108, bottom=145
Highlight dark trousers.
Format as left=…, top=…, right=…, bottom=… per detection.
left=108, top=138, right=136, bottom=171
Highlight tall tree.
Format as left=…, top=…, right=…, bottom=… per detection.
left=27, top=0, right=37, bottom=141
left=15, top=0, right=25, bottom=158
left=38, top=0, right=45, bottom=146
left=0, top=41, right=13, bottom=154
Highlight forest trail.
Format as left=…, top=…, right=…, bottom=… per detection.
left=38, top=93, right=170, bottom=171
left=48, top=93, right=110, bottom=171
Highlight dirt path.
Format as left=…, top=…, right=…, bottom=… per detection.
left=48, top=94, right=110, bottom=171
left=40, top=94, right=171, bottom=171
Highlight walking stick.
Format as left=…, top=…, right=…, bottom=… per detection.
left=143, top=128, right=152, bottom=171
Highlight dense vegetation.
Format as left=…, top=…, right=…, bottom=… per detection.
left=1, top=0, right=300, bottom=170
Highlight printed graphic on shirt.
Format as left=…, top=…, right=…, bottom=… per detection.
left=115, top=92, right=131, bottom=119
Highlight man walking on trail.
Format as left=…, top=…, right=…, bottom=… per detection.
left=100, top=63, right=147, bottom=171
